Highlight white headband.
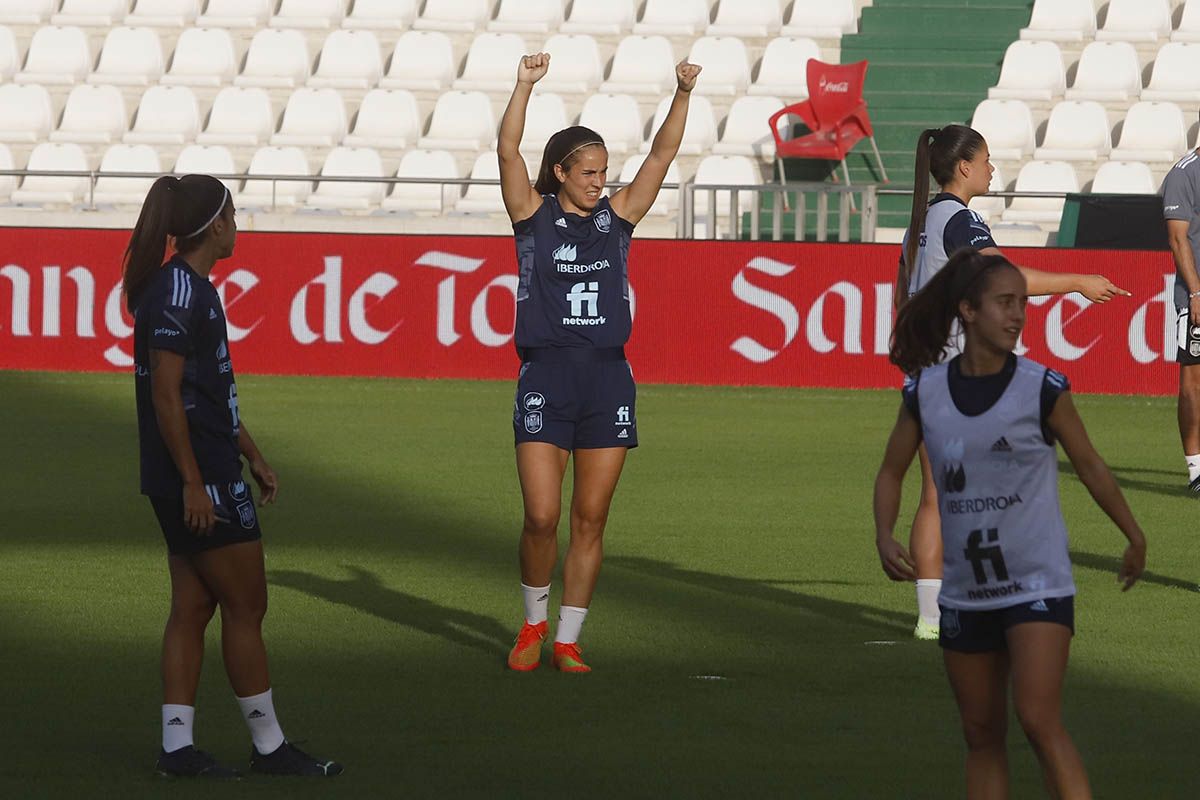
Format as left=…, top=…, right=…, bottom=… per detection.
left=560, top=140, right=605, bottom=164
left=182, top=187, right=230, bottom=239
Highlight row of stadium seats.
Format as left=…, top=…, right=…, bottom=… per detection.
left=0, top=141, right=764, bottom=217
left=0, top=25, right=821, bottom=98
left=1023, top=0, right=1200, bottom=44
left=0, top=0, right=858, bottom=38
left=977, top=160, right=1158, bottom=227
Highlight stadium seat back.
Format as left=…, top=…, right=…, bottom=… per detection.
left=237, top=29, right=311, bottom=89
left=1065, top=41, right=1140, bottom=101
left=380, top=31, right=455, bottom=91
left=18, top=26, right=92, bottom=86
left=1091, top=160, right=1156, bottom=194
left=1034, top=100, right=1111, bottom=160
left=988, top=41, right=1065, bottom=101
left=713, top=95, right=785, bottom=158
left=601, top=35, right=676, bottom=94
left=90, top=26, right=164, bottom=85
left=52, top=84, right=128, bottom=144
left=164, top=27, right=236, bottom=86
left=0, top=84, right=54, bottom=142
left=238, top=146, right=313, bottom=207
left=310, top=29, right=383, bottom=88
left=345, top=89, right=422, bottom=149
left=197, top=87, right=275, bottom=146
left=687, top=36, right=751, bottom=96
left=418, top=90, right=496, bottom=151
left=488, top=0, right=564, bottom=33
left=578, top=93, right=643, bottom=154
left=707, top=0, right=781, bottom=37
left=455, top=32, right=528, bottom=92
left=561, top=0, right=636, bottom=35
left=342, top=0, right=417, bottom=29
left=970, top=99, right=1035, bottom=160
left=751, top=37, right=820, bottom=100
left=93, top=143, right=160, bottom=205
left=539, top=33, right=603, bottom=94
left=383, top=148, right=459, bottom=212
left=272, top=87, right=347, bottom=147
left=125, top=85, right=200, bottom=144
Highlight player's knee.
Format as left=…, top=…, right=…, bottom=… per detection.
left=221, top=587, right=268, bottom=626
left=960, top=716, right=1007, bottom=751
left=1014, top=704, right=1062, bottom=746
left=569, top=509, right=608, bottom=541
left=170, top=594, right=217, bottom=628
left=523, top=508, right=560, bottom=539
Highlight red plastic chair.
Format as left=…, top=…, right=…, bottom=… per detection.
left=768, top=59, right=888, bottom=186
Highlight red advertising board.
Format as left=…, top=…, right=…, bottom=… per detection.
left=0, top=227, right=1179, bottom=395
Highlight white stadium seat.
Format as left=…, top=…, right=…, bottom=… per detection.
left=750, top=37, right=821, bottom=100
left=782, top=0, right=857, bottom=38
left=196, top=87, right=275, bottom=147
left=236, top=29, right=310, bottom=89
left=578, top=93, right=643, bottom=155
left=1141, top=43, right=1200, bottom=102
left=126, top=0, right=201, bottom=27
left=688, top=36, right=751, bottom=96
left=1110, top=101, right=1188, bottom=162
left=309, top=30, right=383, bottom=89
left=164, top=28, right=236, bottom=87
left=1090, top=161, right=1156, bottom=194
left=970, top=99, right=1035, bottom=160
left=519, top=93, right=569, bottom=156
left=174, top=145, right=239, bottom=194
left=197, top=0, right=272, bottom=28
left=538, top=34, right=603, bottom=94
left=987, top=41, right=1065, bottom=101
left=713, top=95, right=785, bottom=158
left=16, top=26, right=92, bottom=86
left=0, top=84, right=54, bottom=143
left=306, top=146, right=386, bottom=211
left=1095, top=0, right=1170, bottom=43
left=1174, top=0, right=1200, bottom=43
left=642, top=94, right=717, bottom=155
left=344, top=89, right=422, bottom=150
left=1001, top=161, right=1078, bottom=224
left=634, top=0, right=710, bottom=36
left=418, top=91, right=496, bottom=151
left=0, top=0, right=55, bottom=25
left=618, top=152, right=680, bottom=215
left=342, top=0, right=417, bottom=30
left=237, top=146, right=313, bottom=209
left=92, top=143, right=160, bottom=206
left=0, top=144, right=15, bottom=202
left=488, top=0, right=563, bottom=33
left=52, top=0, right=130, bottom=26
left=89, top=27, right=164, bottom=86
left=561, top=0, right=635, bottom=35
left=693, top=154, right=761, bottom=220
left=379, top=31, right=456, bottom=91
left=707, top=0, right=781, bottom=37
left=271, top=0, right=347, bottom=29
left=0, top=25, right=17, bottom=82
left=1033, top=101, right=1111, bottom=161
left=11, top=143, right=91, bottom=206
left=454, top=33, right=527, bottom=93
left=1020, top=0, right=1095, bottom=42
left=124, top=85, right=201, bottom=145
left=1064, top=41, right=1140, bottom=102
left=600, top=35, right=677, bottom=95
left=51, top=84, right=128, bottom=144
left=456, top=151, right=507, bottom=213
left=413, top=0, right=492, bottom=33
left=969, top=166, right=1007, bottom=222
left=381, top=148, right=459, bottom=212
left=271, top=88, right=347, bottom=147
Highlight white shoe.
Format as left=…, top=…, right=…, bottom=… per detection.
left=913, top=618, right=939, bottom=641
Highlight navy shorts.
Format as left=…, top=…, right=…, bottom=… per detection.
left=149, top=477, right=262, bottom=556
left=1177, top=309, right=1200, bottom=365
left=513, top=356, right=637, bottom=451
left=939, top=595, right=1074, bottom=653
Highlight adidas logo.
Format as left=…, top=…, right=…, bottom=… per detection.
left=555, top=217, right=568, bottom=228
left=990, top=437, right=1012, bottom=453
left=1030, top=599, right=1048, bottom=612
left=248, top=710, right=265, bottom=720
left=167, top=717, right=184, bottom=726
left=209, top=308, right=218, bottom=319
left=617, top=429, right=629, bottom=439
left=537, top=593, right=548, bottom=601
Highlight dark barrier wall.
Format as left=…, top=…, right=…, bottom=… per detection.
left=0, top=228, right=1179, bottom=395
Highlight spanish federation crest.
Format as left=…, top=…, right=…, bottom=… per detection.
left=594, top=208, right=611, bottom=233
left=236, top=501, right=257, bottom=530
left=940, top=608, right=960, bottom=639
left=524, top=411, right=543, bottom=434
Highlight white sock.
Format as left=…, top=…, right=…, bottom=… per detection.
left=521, top=582, right=550, bottom=625
left=554, top=605, right=588, bottom=644
left=236, top=689, right=286, bottom=755
left=1187, top=454, right=1200, bottom=483
left=162, top=704, right=194, bottom=753
left=916, top=579, right=942, bottom=626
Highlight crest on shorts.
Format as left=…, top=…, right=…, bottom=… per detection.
left=940, top=608, right=960, bottom=639
left=594, top=208, right=611, bottom=233
left=524, top=411, right=543, bottom=433
left=523, top=392, right=545, bottom=411
left=236, top=501, right=256, bottom=530
left=229, top=480, right=248, bottom=501
left=1191, top=339, right=1200, bottom=358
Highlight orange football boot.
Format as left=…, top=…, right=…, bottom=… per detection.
left=507, top=621, right=547, bottom=671
left=552, top=642, right=591, bottom=673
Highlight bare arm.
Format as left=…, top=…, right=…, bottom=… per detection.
left=1048, top=390, right=1146, bottom=590
left=610, top=61, right=701, bottom=226
left=238, top=423, right=278, bottom=506
left=150, top=348, right=214, bottom=534
left=974, top=245, right=1129, bottom=303
left=498, top=53, right=548, bottom=223
left=1167, top=218, right=1200, bottom=325
left=873, top=403, right=921, bottom=581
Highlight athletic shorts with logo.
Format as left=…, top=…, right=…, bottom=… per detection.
left=513, top=360, right=637, bottom=450
left=1177, top=307, right=1200, bottom=365
left=938, top=595, right=1074, bottom=653
left=149, top=477, right=262, bottom=556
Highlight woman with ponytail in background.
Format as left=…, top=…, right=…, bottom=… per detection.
left=875, top=249, right=1145, bottom=799
left=499, top=53, right=701, bottom=673
left=126, top=175, right=341, bottom=778
left=889, top=125, right=1129, bottom=641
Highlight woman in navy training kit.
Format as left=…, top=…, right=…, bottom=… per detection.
left=874, top=249, right=1146, bottom=799
left=501, top=53, right=701, bottom=673
left=125, top=174, right=340, bottom=777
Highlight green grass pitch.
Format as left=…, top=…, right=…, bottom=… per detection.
left=1, top=371, right=1195, bottom=798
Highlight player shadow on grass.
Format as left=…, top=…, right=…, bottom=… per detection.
left=1069, top=550, right=1199, bottom=593
left=606, top=555, right=913, bottom=634
left=1058, top=459, right=1188, bottom=499
left=269, top=565, right=512, bottom=657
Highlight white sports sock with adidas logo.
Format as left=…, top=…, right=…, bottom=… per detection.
left=162, top=704, right=194, bottom=753
left=521, top=582, right=550, bottom=625
left=916, top=579, right=942, bottom=627
left=236, top=689, right=285, bottom=755
left=1186, top=454, right=1200, bottom=483
left=555, top=605, right=588, bottom=644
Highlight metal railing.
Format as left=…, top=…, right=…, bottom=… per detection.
left=682, top=180, right=877, bottom=242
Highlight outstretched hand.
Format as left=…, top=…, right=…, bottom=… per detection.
left=518, top=52, right=550, bottom=85
left=676, top=60, right=702, bottom=93
left=1079, top=274, right=1130, bottom=303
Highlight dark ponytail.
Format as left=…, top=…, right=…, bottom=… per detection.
left=122, top=174, right=229, bottom=312
left=534, top=125, right=606, bottom=195
left=890, top=249, right=1018, bottom=374
left=901, top=124, right=987, bottom=302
